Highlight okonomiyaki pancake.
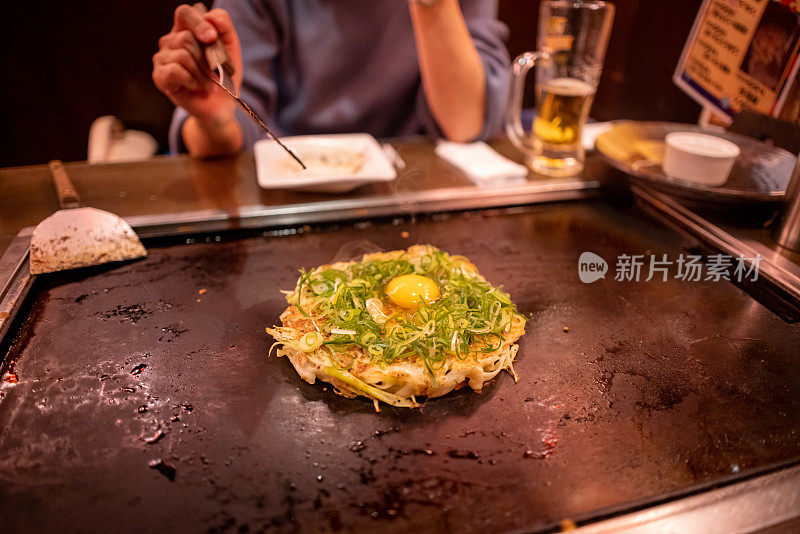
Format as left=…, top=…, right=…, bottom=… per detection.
left=266, top=245, right=527, bottom=409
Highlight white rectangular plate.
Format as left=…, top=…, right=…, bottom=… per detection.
left=255, top=133, right=397, bottom=193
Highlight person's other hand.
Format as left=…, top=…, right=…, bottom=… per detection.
left=152, top=4, right=243, bottom=124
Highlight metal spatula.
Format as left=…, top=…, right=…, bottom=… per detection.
left=29, top=160, right=147, bottom=274
left=193, top=3, right=305, bottom=169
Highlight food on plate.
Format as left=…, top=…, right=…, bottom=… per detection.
left=275, top=146, right=366, bottom=176
left=266, top=245, right=527, bottom=409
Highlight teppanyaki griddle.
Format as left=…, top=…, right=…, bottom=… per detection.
left=1, top=200, right=799, bottom=533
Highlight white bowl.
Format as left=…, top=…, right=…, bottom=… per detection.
left=663, top=132, right=741, bottom=186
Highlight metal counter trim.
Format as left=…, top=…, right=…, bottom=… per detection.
left=632, top=184, right=800, bottom=305
left=0, top=229, right=33, bottom=346
left=125, top=179, right=600, bottom=238
left=576, top=463, right=800, bottom=533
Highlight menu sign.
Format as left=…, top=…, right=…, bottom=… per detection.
left=674, top=0, right=800, bottom=122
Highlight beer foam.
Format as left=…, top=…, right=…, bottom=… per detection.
left=545, top=77, right=595, bottom=97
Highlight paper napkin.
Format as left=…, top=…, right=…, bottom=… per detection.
left=435, top=141, right=528, bottom=186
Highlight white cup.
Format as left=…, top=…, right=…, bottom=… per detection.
left=663, top=132, right=741, bottom=186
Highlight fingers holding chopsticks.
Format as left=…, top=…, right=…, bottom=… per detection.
left=155, top=31, right=209, bottom=82
left=153, top=30, right=214, bottom=107
left=202, top=8, right=240, bottom=56
left=152, top=4, right=243, bottom=121
left=173, top=4, right=242, bottom=83
left=173, top=4, right=219, bottom=44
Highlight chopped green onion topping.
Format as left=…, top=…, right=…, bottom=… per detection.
left=299, top=331, right=323, bottom=352
left=290, top=247, right=524, bottom=377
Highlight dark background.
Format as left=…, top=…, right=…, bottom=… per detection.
left=0, top=0, right=703, bottom=168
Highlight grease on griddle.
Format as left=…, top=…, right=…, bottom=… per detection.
left=349, top=440, right=366, bottom=453
left=148, top=458, right=176, bottom=481
left=358, top=476, right=470, bottom=521
left=524, top=430, right=559, bottom=459
left=447, top=449, right=480, bottom=460
left=158, top=325, right=188, bottom=343
left=373, top=427, right=399, bottom=438
left=130, top=363, right=147, bottom=376
left=359, top=466, right=377, bottom=484
left=2, top=371, right=18, bottom=384
left=142, top=429, right=165, bottom=444
left=96, top=303, right=152, bottom=324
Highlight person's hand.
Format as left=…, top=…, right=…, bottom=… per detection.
left=152, top=4, right=243, bottom=125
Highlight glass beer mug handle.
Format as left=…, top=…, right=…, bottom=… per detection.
left=505, top=51, right=549, bottom=154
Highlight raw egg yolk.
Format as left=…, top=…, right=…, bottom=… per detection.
left=385, top=274, right=440, bottom=309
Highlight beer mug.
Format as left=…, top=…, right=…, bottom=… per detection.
left=506, top=1, right=615, bottom=177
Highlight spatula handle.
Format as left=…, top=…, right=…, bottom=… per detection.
left=193, top=3, right=235, bottom=77
left=49, top=160, right=81, bottom=210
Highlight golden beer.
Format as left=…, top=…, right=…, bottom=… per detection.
left=505, top=2, right=613, bottom=177
left=533, top=77, right=595, bottom=148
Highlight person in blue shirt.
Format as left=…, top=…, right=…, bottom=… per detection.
left=153, top=1, right=510, bottom=158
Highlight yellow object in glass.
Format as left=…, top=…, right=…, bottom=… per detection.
left=533, top=77, right=594, bottom=147
left=385, top=274, right=440, bottom=309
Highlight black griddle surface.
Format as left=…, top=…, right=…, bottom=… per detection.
left=1, top=201, right=800, bottom=533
